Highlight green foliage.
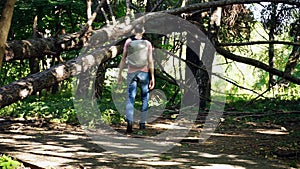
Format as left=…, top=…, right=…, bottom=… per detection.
left=11, top=0, right=87, bottom=39
left=0, top=60, right=31, bottom=86
left=101, top=108, right=124, bottom=125
left=0, top=155, right=21, bottom=169
left=96, top=85, right=125, bottom=125
left=0, top=0, right=299, bottom=130
left=226, top=94, right=300, bottom=112
left=0, top=87, right=77, bottom=124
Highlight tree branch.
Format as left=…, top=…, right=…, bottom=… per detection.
left=219, top=40, right=300, bottom=47
left=167, top=0, right=300, bottom=15
left=4, top=0, right=105, bottom=62
left=3, top=0, right=299, bottom=62
left=150, top=0, right=165, bottom=12
left=215, top=46, right=300, bottom=85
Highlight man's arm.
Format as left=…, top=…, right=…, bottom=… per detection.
left=147, top=41, right=155, bottom=90
left=117, top=39, right=131, bottom=84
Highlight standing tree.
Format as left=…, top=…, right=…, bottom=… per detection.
left=0, top=0, right=16, bottom=71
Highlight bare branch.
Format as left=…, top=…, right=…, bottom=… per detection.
left=150, top=0, right=165, bottom=12
left=87, top=0, right=106, bottom=26
left=215, top=46, right=300, bottom=85
left=167, top=0, right=300, bottom=15
left=219, top=40, right=300, bottom=46
left=86, top=0, right=92, bottom=19
left=101, top=7, right=110, bottom=24
left=106, top=0, right=116, bottom=24
left=126, top=0, right=130, bottom=15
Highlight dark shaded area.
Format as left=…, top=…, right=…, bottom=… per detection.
left=1, top=112, right=299, bottom=168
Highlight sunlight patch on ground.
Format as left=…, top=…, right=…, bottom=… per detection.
left=198, top=152, right=222, bottom=158
left=92, top=141, right=139, bottom=149
left=9, top=152, right=74, bottom=168
left=185, top=151, right=257, bottom=165
left=149, top=123, right=188, bottom=129
left=253, top=129, right=289, bottom=135
left=135, top=156, right=184, bottom=166
left=57, top=133, right=86, bottom=140
left=210, top=133, right=247, bottom=137
left=232, top=159, right=257, bottom=165
left=136, top=160, right=182, bottom=166
left=191, top=164, right=245, bottom=169
left=184, top=151, right=223, bottom=158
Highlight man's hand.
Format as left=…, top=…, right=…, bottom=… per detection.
left=149, top=79, right=155, bottom=90
left=117, top=75, right=122, bottom=84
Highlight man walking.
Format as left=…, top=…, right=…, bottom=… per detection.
left=117, top=24, right=155, bottom=133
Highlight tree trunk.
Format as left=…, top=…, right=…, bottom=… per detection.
left=76, top=70, right=91, bottom=98
left=184, top=44, right=209, bottom=109
left=268, top=2, right=276, bottom=87
left=284, top=35, right=300, bottom=76
left=0, top=45, right=121, bottom=108
left=95, top=63, right=107, bottom=98
left=0, top=0, right=17, bottom=71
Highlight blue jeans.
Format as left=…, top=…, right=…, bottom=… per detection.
left=126, top=71, right=150, bottom=123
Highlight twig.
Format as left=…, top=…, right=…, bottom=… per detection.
left=159, top=47, right=262, bottom=95
left=106, top=0, right=116, bottom=24
left=101, top=7, right=110, bottom=24
left=150, top=0, right=165, bottom=12
left=242, top=87, right=270, bottom=109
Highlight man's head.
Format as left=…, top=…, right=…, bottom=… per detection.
left=133, top=24, right=145, bottom=34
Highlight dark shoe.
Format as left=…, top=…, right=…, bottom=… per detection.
left=139, top=123, right=146, bottom=130
left=126, top=121, right=133, bottom=133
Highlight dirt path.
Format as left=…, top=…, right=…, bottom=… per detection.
left=0, top=114, right=298, bottom=169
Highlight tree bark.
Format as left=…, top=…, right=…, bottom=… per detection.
left=94, top=62, right=107, bottom=98
left=284, top=35, right=300, bottom=76
left=167, top=0, right=299, bottom=15
left=0, top=45, right=121, bottom=108
left=268, top=2, right=276, bottom=87
left=4, top=36, right=80, bottom=62
left=0, top=0, right=17, bottom=70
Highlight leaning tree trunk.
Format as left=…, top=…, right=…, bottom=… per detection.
left=0, top=12, right=156, bottom=108
left=0, top=45, right=121, bottom=108
left=0, top=0, right=17, bottom=71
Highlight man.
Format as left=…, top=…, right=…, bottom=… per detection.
left=117, top=24, right=155, bottom=133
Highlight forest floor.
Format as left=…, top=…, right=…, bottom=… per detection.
left=0, top=111, right=299, bottom=169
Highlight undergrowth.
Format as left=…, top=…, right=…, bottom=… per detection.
left=0, top=89, right=299, bottom=126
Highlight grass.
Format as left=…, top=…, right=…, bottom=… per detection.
left=0, top=154, right=21, bottom=169
left=225, top=94, right=300, bottom=113
left=0, top=86, right=299, bottom=126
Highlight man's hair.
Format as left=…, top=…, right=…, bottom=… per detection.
left=133, top=24, right=144, bottom=34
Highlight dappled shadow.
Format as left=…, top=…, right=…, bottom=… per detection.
left=0, top=117, right=291, bottom=168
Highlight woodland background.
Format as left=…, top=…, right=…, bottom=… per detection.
left=0, top=0, right=300, bottom=168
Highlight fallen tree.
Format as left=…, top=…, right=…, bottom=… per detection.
left=0, top=45, right=121, bottom=108
left=0, top=12, right=163, bottom=108
left=0, top=0, right=300, bottom=108
left=3, top=0, right=299, bottom=62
